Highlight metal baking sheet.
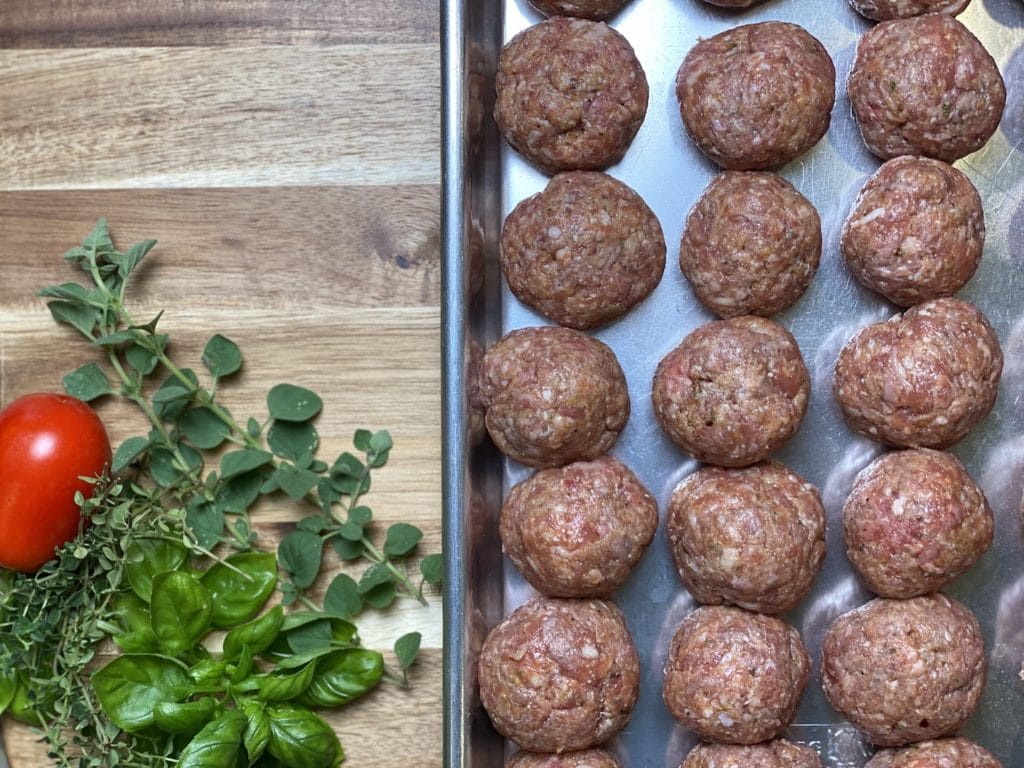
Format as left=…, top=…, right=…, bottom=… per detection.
left=443, top=1, right=1024, bottom=766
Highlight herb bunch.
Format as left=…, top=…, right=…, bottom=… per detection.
left=0, top=220, right=440, bottom=767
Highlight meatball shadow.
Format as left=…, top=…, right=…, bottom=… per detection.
left=824, top=40, right=883, bottom=177
left=664, top=726, right=699, bottom=767
left=509, top=0, right=543, bottom=24
left=800, top=574, right=868, bottom=675
left=1000, top=42, right=1024, bottom=147
left=982, top=0, right=1024, bottom=28
left=673, top=0, right=785, bottom=23
left=810, top=307, right=890, bottom=392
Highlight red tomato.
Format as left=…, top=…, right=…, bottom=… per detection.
left=0, top=393, right=111, bottom=572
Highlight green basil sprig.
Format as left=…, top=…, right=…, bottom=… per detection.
left=94, top=546, right=388, bottom=767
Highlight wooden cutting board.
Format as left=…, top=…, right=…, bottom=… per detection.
left=0, top=2, right=442, bottom=765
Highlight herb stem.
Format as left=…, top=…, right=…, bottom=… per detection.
left=361, top=538, right=427, bottom=606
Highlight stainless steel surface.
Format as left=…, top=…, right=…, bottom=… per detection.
left=445, top=0, right=1024, bottom=765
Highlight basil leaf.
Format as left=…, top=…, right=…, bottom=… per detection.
left=231, top=645, right=255, bottom=684
left=223, top=605, right=285, bottom=662
left=7, top=672, right=44, bottom=726
left=271, top=646, right=342, bottom=672
left=190, top=659, right=229, bottom=687
left=0, top=669, right=16, bottom=714
left=91, top=655, right=192, bottom=732
left=298, top=649, right=383, bottom=709
left=153, top=697, right=217, bottom=735
left=241, top=699, right=271, bottom=765
left=266, top=704, right=343, bottom=768
left=125, top=539, right=188, bottom=603
left=178, top=709, right=248, bottom=768
left=112, top=592, right=158, bottom=651
left=201, top=552, right=277, bottom=629
left=151, top=571, right=213, bottom=656
left=114, top=628, right=159, bottom=654
left=255, top=662, right=317, bottom=703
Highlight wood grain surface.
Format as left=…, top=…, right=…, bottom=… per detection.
left=0, top=1, right=442, bottom=766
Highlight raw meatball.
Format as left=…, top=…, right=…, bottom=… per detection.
left=850, top=0, right=972, bottom=22
left=848, top=16, right=1005, bottom=162
left=680, top=172, right=821, bottom=318
left=667, top=462, right=826, bottom=613
left=652, top=316, right=810, bottom=467
left=663, top=606, right=810, bottom=744
left=841, top=156, right=984, bottom=307
left=527, top=0, right=631, bottom=20
left=502, top=457, right=657, bottom=597
left=495, top=18, right=648, bottom=174
left=467, top=338, right=486, bottom=447
left=844, top=448, right=993, bottom=598
left=833, top=298, right=1002, bottom=449
left=680, top=740, right=822, bottom=768
left=508, top=748, right=620, bottom=767
left=479, top=596, right=640, bottom=753
left=865, top=738, right=1002, bottom=768
left=501, top=171, right=666, bottom=330
left=675, top=22, right=835, bottom=170
left=821, top=594, right=986, bottom=746
left=480, top=326, right=629, bottom=468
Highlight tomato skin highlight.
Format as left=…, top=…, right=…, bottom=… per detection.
left=0, top=393, right=111, bottom=572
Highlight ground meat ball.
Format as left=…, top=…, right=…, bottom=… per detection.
left=527, top=0, right=631, bottom=20
left=663, top=606, right=810, bottom=744
left=679, top=172, right=821, bottom=318
left=495, top=18, right=648, bottom=175
left=480, top=326, right=629, bottom=468
left=841, top=156, right=984, bottom=307
left=652, top=317, right=810, bottom=467
left=844, top=448, right=993, bottom=598
left=508, top=748, right=621, bottom=768
left=666, top=462, right=826, bottom=613
left=501, top=172, right=666, bottom=330
left=675, top=22, right=835, bottom=170
left=479, top=597, right=640, bottom=753
left=680, top=740, right=823, bottom=768
left=821, top=594, right=986, bottom=746
left=467, top=338, right=487, bottom=447
left=865, top=738, right=1002, bottom=768
left=848, top=16, right=1005, bottom=162
left=501, top=457, right=658, bottom=597
left=833, top=298, right=1002, bottom=449
left=850, top=0, right=971, bottom=22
